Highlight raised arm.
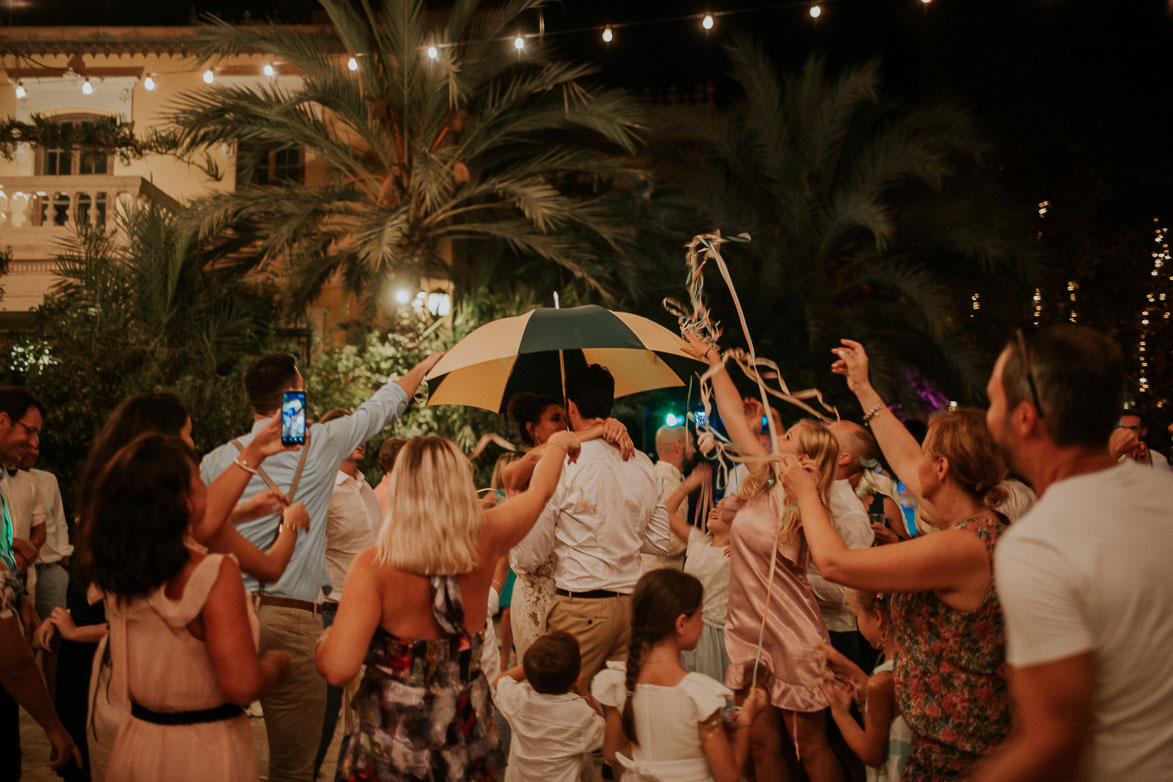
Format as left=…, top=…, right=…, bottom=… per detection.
left=486, top=431, right=580, bottom=554
left=665, top=464, right=711, bottom=544
left=831, top=339, right=926, bottom=499
left=206, top=502, right=310, bottom=583
left=781, top=461, right=989, bottom=598
left=681, top=332, right=769, bottom=476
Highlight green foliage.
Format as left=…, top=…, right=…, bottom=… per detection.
left=168, top=0, right=653, bottom=316
left=0, top=205, right=285, bottom=510
left=649, top=44, right=1040, bottom=415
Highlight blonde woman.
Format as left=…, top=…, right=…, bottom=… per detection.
left=316, top=432, right=580, bottom=781
left=683, top=333, right=845, bottom=782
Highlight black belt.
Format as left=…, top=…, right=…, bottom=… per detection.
left=131, top=700, right=244, bottom=726
left=555, top=588, right=624, bottom=599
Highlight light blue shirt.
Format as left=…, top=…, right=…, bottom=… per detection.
left=199, top=380, right=409, bottom=601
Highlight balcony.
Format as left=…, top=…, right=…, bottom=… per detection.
left=0, top=175, right=180, bottom=261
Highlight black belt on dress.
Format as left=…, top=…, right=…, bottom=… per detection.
left=555, top=588, right=624, bottom=599
left=131, top=700, right=244, bottom=726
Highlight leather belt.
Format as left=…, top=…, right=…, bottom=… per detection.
left=555, top=588, right=624, bottom=599
left=254, top=593, right=321, bottom=614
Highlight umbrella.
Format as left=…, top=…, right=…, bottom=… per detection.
left=424, top=304, right=704, bottom=412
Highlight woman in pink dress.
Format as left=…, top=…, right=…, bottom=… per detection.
left=79, top=415, right=293, bottom=781
left=683, top=333, right=844, bottom=782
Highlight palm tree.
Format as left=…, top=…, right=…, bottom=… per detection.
left=169, top=0, right=649, bottom=316
left=651, top=41, right=1038, bottom=407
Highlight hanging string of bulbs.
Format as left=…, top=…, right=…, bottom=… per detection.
left=6, top=0, right=940, bottom=98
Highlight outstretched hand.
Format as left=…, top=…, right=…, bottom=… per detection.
left=684, top=462, right=712, bottom=491
left=830, top=339, right=873, bottom=395
left=681, top=329, right=719, bottom=364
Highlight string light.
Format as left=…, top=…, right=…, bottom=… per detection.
left=1038, top=200, right=1049, bottom=217
left=426, top=45, right=439, bottom=60
left=14, top=81, right=26, bottom=99
left=81, top=78, right=93, bottom=95
left=347, top=56, right=358, bottom=71
left=203, top=69, right=214, bottom=84
left=1067, top=280, right=1078, bottom=323
left=702, top=13, right=715, bottom=29
left=143, top=74, right=156, bottom=91
left=971, top=292, right=980, bottom=316
left=1139, top=220, right=1170, bottom=394
left=1032, top=288, right=1042, bottom=326
left=513, top=34, right=525, bottom=50
left=810, top=4, right=822, bottom=18
left=602, top=26, right=613, bottom=43
left=263, top=63, right=276, bottom=77
left=921, top=0, right=932, bottom=4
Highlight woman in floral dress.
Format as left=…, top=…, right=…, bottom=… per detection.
left=783, top=340, right=1013, bottom=778
left=316, top=433, right=581, bottom=780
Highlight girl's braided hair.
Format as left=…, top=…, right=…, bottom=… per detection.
left=621, top=569, right=704, bottom=744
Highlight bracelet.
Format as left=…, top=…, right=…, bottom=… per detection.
left=491, top=579, right=503, bottom=590
left=861, top=402, right=885, bottom=425
left=232, top=456, right=259, bottom=475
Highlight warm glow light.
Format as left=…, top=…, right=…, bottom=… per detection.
left=921, top=0, right=932, bottom=4
left=203, top=69, right=214, bottom=84
left=702, top=13, right=714, bottom=29
left=263, top=63, right=276, bottom=77
left=394, top=289, right=411, bottom=305
left=514, top=35, right=525, bottom=50
left=81, top=79, right=93, bottom=95
left=602, top=26, right=613, bottom=43
left=143, top=75, right=156, bottom=91
left=14, top=82, right=26, bottom=99
left=426, top=292, right=452, bottom=317
left=809, top=4, right=822, bottom=18
left=348, top=56, right=358, bottom=71
left=426, top=45, right=439, bottom=60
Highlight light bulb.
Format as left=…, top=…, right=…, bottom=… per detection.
left=14, top=82, right=26, bottom=99
left=514, top=35, right=525, bottom=50
left=810, top=4, right=822, bottom=18
left=702, top=14, right=714, bottom=30
left=263, top=63, right=276, bottom=77
left=921, top=0, right=932, bottom=4
left=426, top=46, right=438, bottom=60
left=81, top=78, right=93, bottom=95
left=203, top=69, right=214, bottom=84
left=394, top=289, right=411, bottom=305
left=602, top=26, right=613, bottom=43
left=143, top=75, right=156, bottom=91
left=347, top=56, right=358, bottom=71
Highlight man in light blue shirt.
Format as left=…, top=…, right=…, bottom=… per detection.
left=200, top=350, right=441, bottom=781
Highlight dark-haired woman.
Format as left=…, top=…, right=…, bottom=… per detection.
left=592, top=569, right=767, bottom=782
left=780, top=339, right=1012, bottom=779
left=83, top=417, right=292, bottom=781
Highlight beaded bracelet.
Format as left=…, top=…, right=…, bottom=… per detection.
left=232, top=456, right=259, bottom=475
left=861, top=402, right=885, bottom=425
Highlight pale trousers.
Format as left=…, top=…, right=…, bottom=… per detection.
left=257, top=604, right=327, bottom=782
left=544, top=593, right=632, bottom=689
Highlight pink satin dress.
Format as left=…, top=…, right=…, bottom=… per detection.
left=723, top=488, right=830, bottom=712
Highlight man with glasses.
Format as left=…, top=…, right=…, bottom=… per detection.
left=1109, top=412, right=1171, bottom=471
left=979, top=326, right=1173, bottom=780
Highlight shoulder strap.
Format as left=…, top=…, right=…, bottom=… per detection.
left=230, top=433, right=312, bottom=504
left=230, top=438, right=280, bottom=493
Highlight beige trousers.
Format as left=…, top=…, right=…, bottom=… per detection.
left=256, top=604, right=327, bottom=782
left=544, top=593, right=632, bottom=688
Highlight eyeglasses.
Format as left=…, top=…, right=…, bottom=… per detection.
left=13, top=420, right=41, bottom=440
left=1015, top=328, right=1045, bottom=419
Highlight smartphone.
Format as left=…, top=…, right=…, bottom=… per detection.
left=281, top=390, right=306, bottom=446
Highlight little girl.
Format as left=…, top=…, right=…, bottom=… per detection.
left=665, top=469, right=733, bottom=682
left=820, top=590, right=912, bottom=782
left=592, top=569, right=767, bottom=782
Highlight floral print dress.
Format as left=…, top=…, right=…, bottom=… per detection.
left=889, top=515, right=1011, bottom=779
left=336, top=575, right=504, bottom=781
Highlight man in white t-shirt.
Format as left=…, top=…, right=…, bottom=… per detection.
left=979, top=324, right=1173, bottom=781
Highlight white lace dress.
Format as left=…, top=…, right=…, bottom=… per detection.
left=508, top=550, right=556, bottom=660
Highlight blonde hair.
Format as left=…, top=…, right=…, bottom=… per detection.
left=376, top=436, right=484, bottom=575
left=923, top=408, right=1009, bottom=507
left=490, top=452, right=521, bottom=493
left=739, top=419, right=840, bottom=540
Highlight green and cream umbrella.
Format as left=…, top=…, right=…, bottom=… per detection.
left=424, top=305, right=704, bottom=413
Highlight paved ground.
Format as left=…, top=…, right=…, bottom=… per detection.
left=18, top=706, right=344, bottom=781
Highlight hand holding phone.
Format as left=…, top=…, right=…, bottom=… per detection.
left=281, top=391, right=307, bottom=446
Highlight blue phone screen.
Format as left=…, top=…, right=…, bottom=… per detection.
left=281, top=391, right=306, bottom=445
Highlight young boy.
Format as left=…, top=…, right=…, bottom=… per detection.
left=494, top=630, right=605, bottom=782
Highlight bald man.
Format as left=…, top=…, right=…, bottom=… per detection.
left=643, top=426, right=694, bottom=571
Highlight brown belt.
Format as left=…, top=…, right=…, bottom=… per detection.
left=254, top=593, right=321, bottom=615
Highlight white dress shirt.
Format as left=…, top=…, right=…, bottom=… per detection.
left=324, top=470, right=383, bottom=600
left=512, top=440, right=671, bottom=594
left=643, top=459, right=688, bottom=570
left=31, top=469, right=70, bottom=563
left=1, top=470, right=45, bottom=543
left=495, top=677, right=604, bottom=782
left=807, top=479, right=875, bottom=632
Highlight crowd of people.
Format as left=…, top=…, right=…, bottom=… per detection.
left=1, top=321, right=1172, bottom=782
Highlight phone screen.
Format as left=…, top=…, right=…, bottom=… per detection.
left=281, top=391, right=306, bottom=446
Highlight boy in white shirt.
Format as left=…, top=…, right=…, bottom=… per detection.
left=494, top=631, right=605, bottom=782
